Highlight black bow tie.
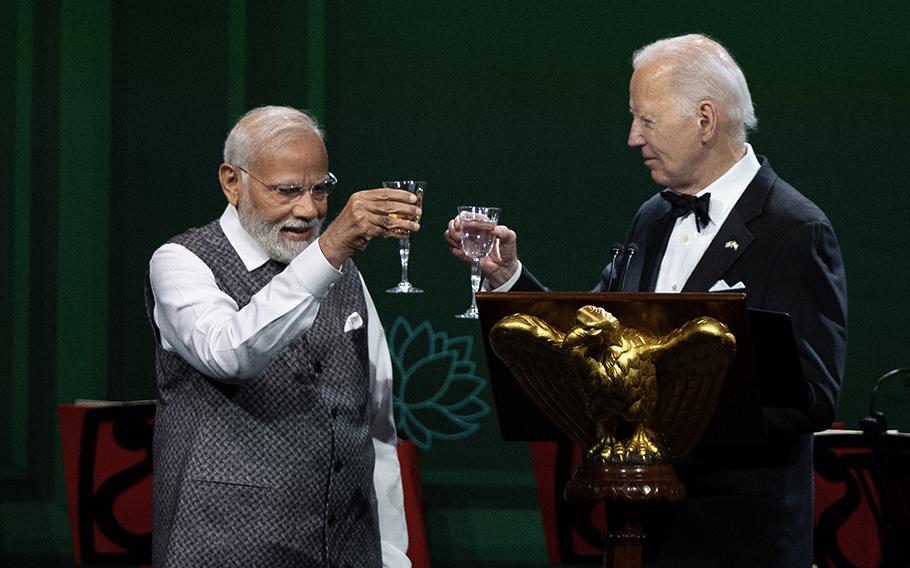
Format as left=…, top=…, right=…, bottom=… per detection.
left=660, top=190, right=711, bottom=232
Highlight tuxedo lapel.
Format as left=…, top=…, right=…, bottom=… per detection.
left=682, top=158, right=776, bottom=292
left=636, top=213, right=675, bottom=292
left=682, top=210, right=753, bottom=291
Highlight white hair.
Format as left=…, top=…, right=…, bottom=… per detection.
left=223, top=105, right=324, bottom=168
left=633, top=34, right=757, bottom=144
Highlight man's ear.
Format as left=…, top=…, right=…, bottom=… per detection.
left=219, top=163, right=241, bottom=206
left=698, top=100, right=718, bottom=143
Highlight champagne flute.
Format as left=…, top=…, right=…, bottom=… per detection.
left=384, top=180, right=426, bottom=294
left=455, top=205, right=501, bottom=319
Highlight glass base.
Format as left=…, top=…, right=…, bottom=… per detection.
left=387, top=282, right=423, bottom=294
left=455, top=306, right=479, bottom=319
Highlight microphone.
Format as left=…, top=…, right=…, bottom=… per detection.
left=605, top=243, right=624, bottom=291
left=618, top=242, right=637, bottom=291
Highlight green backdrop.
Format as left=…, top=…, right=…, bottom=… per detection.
left=3, top=1, right=909, bottom=566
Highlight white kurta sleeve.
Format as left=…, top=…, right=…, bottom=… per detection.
left=148, top=237, right=341, bottom=382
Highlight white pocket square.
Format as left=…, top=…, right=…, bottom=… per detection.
left=344, top=312, right=364, bottom=332
left=708, top=279, right=746, bottom=292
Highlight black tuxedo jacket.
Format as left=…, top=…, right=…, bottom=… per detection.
left=515, top=157, right=847, bottom=566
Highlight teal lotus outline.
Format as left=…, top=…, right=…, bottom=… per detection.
left=388, top=317, right=491, bottom=450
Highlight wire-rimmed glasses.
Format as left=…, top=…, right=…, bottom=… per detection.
left=238, top=166, right=337, bottom=202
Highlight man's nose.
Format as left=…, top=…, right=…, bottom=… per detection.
left=289, top=191, right=321, bottom=220
left=628, top=121, right=644, bottom=147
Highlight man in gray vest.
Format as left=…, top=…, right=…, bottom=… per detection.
left=146, top=106, right=417, bottom=567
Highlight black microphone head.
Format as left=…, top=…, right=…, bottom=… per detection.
left=610, top=242, right=623, bottom=256
left=617, top=241, right=638, bottom=291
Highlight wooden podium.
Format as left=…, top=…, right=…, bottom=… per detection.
left=476, top=292, right=804, bottom=567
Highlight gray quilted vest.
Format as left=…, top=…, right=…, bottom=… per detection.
left=145, top=220, right=381, bottom=568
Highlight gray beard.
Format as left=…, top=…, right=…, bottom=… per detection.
left=236, top=197, right=323, bottom=264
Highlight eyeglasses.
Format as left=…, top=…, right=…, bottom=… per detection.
left=237, top=166, right=337, bottom=202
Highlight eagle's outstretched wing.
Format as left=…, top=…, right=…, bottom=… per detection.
left=489, top=313, right=595, bottom=447
left=650, top=317, right=736, bottom=459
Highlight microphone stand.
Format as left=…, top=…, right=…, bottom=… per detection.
left=605, top=244, right=623, bottom=291
left=857, top=367, right=910, bottom=567
left=618, top=243, right=637, bottom=292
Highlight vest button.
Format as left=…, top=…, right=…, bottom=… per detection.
left=328, top=514, right=336, bottom=527
left=331, top=407, right=339, bottom=419
left=334, top=460, right=343, bottom=473
left=313, top=361, right=323, bottom=374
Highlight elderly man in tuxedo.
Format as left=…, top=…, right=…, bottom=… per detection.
left=147, top=106, right=418, bottom=567
left=446, top=34, right=847, bottom=566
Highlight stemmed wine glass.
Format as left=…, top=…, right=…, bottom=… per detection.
left=454, top=205, right=501, bottom=319
left=384, top=180, right=426, bottom=294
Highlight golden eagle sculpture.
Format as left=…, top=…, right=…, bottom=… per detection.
left=489, top=306, right=736, bottom=465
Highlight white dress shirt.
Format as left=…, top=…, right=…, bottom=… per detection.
left=149, top=204, right=410, bottom=568
left=654, top=144, right=760, bottom=292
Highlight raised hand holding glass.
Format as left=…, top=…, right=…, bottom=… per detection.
left=455, top=205, right=500, bottom=319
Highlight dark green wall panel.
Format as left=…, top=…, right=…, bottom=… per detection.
left=244, top=0, right=311, bottom=112
left=57, top=0, right=112, bottom=406
left=0, top=0, right=17, bottom=470
left=16, top=0, right=60, bottom=502
left=108, top=2, right=233, bottom=402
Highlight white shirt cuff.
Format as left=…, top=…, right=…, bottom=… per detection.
left=287, top=236, right=343, bottom=298
left=485, top=260, right=523, bottom=292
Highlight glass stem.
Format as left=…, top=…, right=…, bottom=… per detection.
left=470, top=258, right=482, bottom=310
left=399, top=236, right=411, bottom=284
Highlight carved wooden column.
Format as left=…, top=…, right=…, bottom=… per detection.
left=565, top=464, right=685, bottom=568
